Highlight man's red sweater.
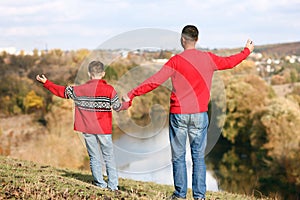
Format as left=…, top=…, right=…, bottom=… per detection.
left=44, top=79, right=123, bottom=134
left=127, top=47, right=251, bottom=114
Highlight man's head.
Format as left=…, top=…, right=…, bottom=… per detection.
left=182, top=25, right=199, bottom=41
left=181, top=25, right=199, bottom=49
left=88, top=61, right=105, bottom=79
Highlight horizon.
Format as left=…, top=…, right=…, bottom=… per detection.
left=1, top=40, right=300, bottom=55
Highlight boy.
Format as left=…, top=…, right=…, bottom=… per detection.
left=36, top=61, right=128, bottom=191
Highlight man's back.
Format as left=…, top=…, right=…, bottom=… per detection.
left=167, top=49, right=216, bottom=114
left=128, top=47, right=250, bottom=114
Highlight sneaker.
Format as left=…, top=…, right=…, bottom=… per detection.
left=168, top=194, right=186, bottom=200
left=108, top=187, right=118, bottom=191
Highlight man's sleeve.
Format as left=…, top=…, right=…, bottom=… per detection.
left=208, top=47, right=251, bottom=71
left=127, top=60, right=175, bottom=100
left=43, top=80, right=68, bottom=98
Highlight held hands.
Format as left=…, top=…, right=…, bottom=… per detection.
left=122, top=94, right=130, bottom=102
left=120, top=94, right=132, bottom=110
left=246, top=39, right=255, bottom=52
left=119, top=101, right=131, bottom=111
left=36, top=74, right=47, bottom=84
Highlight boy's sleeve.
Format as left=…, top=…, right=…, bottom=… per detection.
left=111, top=94, right=122, bottom=111
left=111, top=88, right=124, bottom=112
left=43, top=80, right=68, bottom=98
left=111, top=89, right=131, bottom=112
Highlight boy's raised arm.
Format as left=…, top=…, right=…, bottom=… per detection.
left=36, top=74, right=47, bottom=83
left=36, top=74, right=67, bottom=98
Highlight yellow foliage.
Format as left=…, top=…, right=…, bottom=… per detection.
left=223, top=75, right=270, bottom=143
left=73, top=49, right=90, bottom=63
left=231, top=60, right=256, bottom=74
left=23, top=90, right=44, bottom=113
left=261, top=97, right=300, bottom=157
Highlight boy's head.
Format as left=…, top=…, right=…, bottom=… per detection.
left=88, top=61, right=105, bottom=79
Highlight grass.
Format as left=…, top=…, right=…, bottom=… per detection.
left=0, top=156, right=273, bottom=200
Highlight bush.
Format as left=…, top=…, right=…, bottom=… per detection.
left=23, top=90, right=44, bottom=113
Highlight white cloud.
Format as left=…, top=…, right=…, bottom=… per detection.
left=1, top=26, right=49, bottom=37
left=0, top=1, right=61, bottom=16
left=0, top=0, right=299, bottom=50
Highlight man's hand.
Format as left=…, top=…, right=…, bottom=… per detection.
left=120, top=94, right=132, bottom=110
left=119, top=101, right=131, bottom=111
left=246, top=39, right=254, bottom=52
left=122, top=94, right=130, bottom=102
left=36, top=74, right=47, bottom=84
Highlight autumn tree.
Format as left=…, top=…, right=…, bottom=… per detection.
left=23, top=90, right=44, bottom=113
left=260, top=97, right=300, bottom=187
left=222, top=74, right=272, bottom=143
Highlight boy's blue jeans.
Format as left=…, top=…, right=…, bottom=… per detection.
left=83, top=133, right=118, bottom=190
left=169, top=112, right=208, bottom=199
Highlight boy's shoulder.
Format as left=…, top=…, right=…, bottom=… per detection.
left=101, top=81, right=115, bottom=89
left=77, top=79, right=114, bottom=89
left=96, top=80, right=117, bottom=93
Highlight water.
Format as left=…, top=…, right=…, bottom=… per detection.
left=113, top=128, right=219, bottom=191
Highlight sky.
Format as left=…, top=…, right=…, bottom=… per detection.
left=1, top=0, right=300, bottom=52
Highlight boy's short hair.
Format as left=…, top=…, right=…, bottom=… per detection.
left=181, top=25, right=199, bottom=41
left=88, top=61, right=104, bottom=77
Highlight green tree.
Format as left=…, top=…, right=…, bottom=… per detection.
left=104, top=66, right=118, bottom=81
left=290, top=69, right=298, bottom=84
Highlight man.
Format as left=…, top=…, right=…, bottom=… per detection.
left=36, top=61, right=129, bottom=191
left=123, top=25, right=254, bottom=199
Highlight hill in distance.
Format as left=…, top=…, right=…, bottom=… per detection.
left=212, top=41, right=300, bottom=56
left=255, top=41, right=300, bottom=56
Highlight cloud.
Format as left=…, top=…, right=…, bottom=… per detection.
left=0, top=1, right=61, bottom=16
left=0, top=0, right=299, bottom=50
left=1, top=26, right=48, bottom=37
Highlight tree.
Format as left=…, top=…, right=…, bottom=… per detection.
left=23, top=90, right=44, bottom=113
left=222, top=74, right=271, bottom=143
left=104, top=66, right=118, bottom=81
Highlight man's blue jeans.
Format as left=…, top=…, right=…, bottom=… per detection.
left=83, top=133, right=118, bottom=190
left=169, top=112, right=208, bottom=199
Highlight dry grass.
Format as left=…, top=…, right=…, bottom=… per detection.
left=0, top=156, right=274, bottom=200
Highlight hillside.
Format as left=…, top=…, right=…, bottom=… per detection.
left=214, top=41, right=300, bottom=56
left=0, top=156, right=272, bottom=200
left=255, top=41, right=300, bottom=56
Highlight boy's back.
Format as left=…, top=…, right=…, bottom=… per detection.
left=43, top=78, right=122, bottom=134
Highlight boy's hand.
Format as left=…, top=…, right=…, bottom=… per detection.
left=36, top=74, right=47, bottom=84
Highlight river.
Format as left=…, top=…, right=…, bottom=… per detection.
left=113, top=128, right=218, bottom=191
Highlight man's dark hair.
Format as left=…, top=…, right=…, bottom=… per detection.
left=88, top=61, right=104, bottom=77
left=182, top=25, right=199, bottom=41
